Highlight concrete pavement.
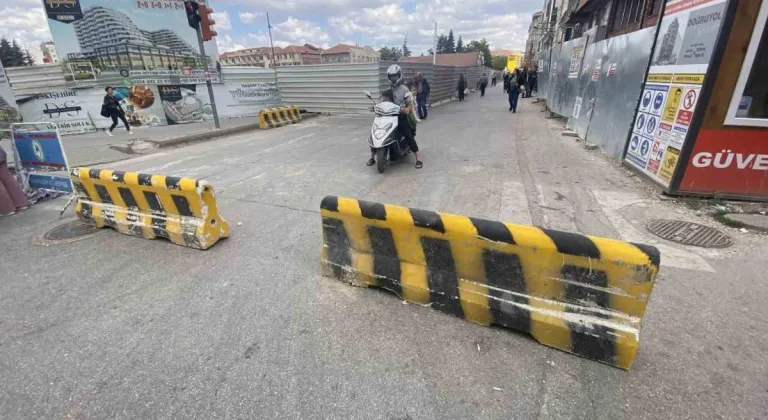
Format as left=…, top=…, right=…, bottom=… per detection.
left=1, top=86, right=767, bottom=420
left=0, top=115, right=264, bottom=168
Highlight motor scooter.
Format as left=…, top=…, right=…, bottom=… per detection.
left=364, top=90, right=411, bottom=174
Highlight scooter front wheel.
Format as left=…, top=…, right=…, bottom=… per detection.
left=376, top=148, right=387, bottom=174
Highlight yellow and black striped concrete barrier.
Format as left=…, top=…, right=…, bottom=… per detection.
left=258, top=106, right=301, bottom=129
left=70, top=168, right=230, bottom=250
left=320, top=196, right=661, bottom=370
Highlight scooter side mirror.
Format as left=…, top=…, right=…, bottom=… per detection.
left=363, top=90, right=372, bottom=99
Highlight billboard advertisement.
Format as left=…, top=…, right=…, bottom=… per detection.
left=624, top=0, right=727, bottom=188
left=18, top=90, right=97, bottom=135
left=679, top=129, right=768, bottom=197
left=158, top=84, right=206, bottom=124
left=42, top=0, right=219, bottom=84
left=212, top=83, right=282, bottom=118
left=10, top=124, right=73, bottom=193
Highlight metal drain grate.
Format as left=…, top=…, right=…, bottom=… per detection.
left=646, top=219, right=733, bottom=248
left=44, top=220, right=101, bottom=241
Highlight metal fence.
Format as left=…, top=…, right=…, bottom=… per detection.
left=276, top=62, right=381, bottom=114
left=536, top=27, right=656, bottom=160
left=6, top=61, right=486, bottom=117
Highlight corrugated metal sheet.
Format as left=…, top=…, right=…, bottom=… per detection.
left=5, top=64, right=67, bottom=100
left=277, top=63, right=380, bottom=114
left=221, top=67, right=280, bottom=83
left=535, top=28, right=655, bottom=160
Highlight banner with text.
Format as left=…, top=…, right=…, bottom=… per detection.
left=624, top=0, right=727, bottom=188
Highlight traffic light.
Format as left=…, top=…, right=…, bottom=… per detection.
left=185, top=1, right=200, bottom=29
left=199, top=5, right=218, bottom=41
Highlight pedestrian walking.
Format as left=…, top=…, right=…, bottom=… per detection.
left=0, top=145, right=29, bottom=216
left=457, top=74, right=466, bottom=101
left=414, top=72, right=430, bottom=120
left=528, top=66, right=538, bottom=96
left=491, top=72, right=497, bottom=87
left=479, top=73, right=488, bottom=97
left=507, top=72, right=520, bottom=113
left=102, top=86, right=133, bottom=136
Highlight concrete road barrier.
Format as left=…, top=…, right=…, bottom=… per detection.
left=259, top=106, right=302, bottom=129
left=70, top=168, right=230, bottom=249
left=320, top=196, right=661, bottom=370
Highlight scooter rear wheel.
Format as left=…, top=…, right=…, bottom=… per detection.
left=376, top=148, right=387, bottom=174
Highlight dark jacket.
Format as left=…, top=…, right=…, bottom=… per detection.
left=457, top=76, right=466, bottom=91
left=418, top=78, right=431, bottom=96
left=103, top=94, right=124, bottom=116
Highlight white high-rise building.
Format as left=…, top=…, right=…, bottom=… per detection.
left=73, top=6, right=154, bottom=53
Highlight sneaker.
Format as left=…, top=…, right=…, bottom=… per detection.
left=106, top=130, right=114, bottom=136
left=127, top=130, right=134, bottom=134
left=0, top=211, right=15, bottom=217
left=15, top=206, right=28, bottom=211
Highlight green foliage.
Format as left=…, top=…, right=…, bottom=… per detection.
left=491, top=56, right=507, bottom=71
left=0, top=37, right=33, bottom=67
left=402, top=36, right=411, bottom=58
left=380, top=46, right=403, bottom=61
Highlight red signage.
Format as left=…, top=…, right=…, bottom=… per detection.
left=182, top=66, right=192, bottom=76
left=676, top=110, right=693, bottom=126
left=679, top=129, right=768, bottom=197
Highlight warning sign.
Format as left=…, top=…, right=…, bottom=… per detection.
left=592, top=58, right=602, bottom=82
left=663, top=86, right=684, bottom=122
left=646, top=115, right=658, bottom=137
left=641, top=90, right=653, bottom=112
left=658, top=147, right=680, bottom=182
left=683, top=89, right=697, bottom=109
left=646, top=140, right=664, bottom=174
left=675, top=87, right=699, bottom=126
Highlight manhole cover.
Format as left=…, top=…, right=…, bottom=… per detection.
left=646, top=219, right=732, bottom=248
left=43, top=220, right=101, bottom=242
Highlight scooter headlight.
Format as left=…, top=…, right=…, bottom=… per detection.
left=373, top=123, right=393, bottom=139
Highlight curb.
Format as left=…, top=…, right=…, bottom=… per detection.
left=111, top=112, right=322, bottom=154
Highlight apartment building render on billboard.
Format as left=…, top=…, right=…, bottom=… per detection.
left=69, top=5, right=200, bottom=70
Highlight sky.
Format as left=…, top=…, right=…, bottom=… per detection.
left=1, top=0, right=542, bottom=57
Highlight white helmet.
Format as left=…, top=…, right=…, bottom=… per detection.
left=387, top=64, right=402, bottom=86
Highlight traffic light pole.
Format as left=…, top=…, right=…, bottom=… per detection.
left=195, top=27, right=220, bottom=129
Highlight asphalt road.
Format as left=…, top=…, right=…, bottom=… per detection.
left=2, top=87, right=767, bottom=420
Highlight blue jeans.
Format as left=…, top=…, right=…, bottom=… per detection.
left=508, top=89, right=519, bottom=111
left=416, top=93, right=428, bottom=119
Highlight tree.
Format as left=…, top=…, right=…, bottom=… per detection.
left=491, top=56, right=507, bottom=71
left=465, top=38, right=492, bottom=68
left=427, top=48, right=434, bottom=55
left=379, top=46, right=403, bottom=61
left=436, top=34, right=448, bottom=53
left=23, top=49, right=35, bottom=66
left=446, top=30, right=455, bottom=53
left=402, top=36, right=411, bottom=58
left=456, top=36, right=464, bottom=53
left=0, top=37, right=29, bottom=68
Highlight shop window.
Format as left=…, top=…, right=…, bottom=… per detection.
left=725, top=1, right=768, bottom=127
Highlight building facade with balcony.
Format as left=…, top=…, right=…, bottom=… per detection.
left=69, top=5, right=201, bottom=70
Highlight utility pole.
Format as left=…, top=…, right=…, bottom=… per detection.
left=185, top=1, right=220, bottom=129
left=433, top=21, right=437, bottom=65
left=267, top=12, right=277, bottom=70
left=195, top=28, right=220, bottom=129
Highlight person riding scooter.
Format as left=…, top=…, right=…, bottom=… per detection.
left=367, top=64, right=423, bottom=169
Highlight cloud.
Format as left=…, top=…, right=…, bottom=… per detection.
left=216, top=34, right=247, bottom=53
left=0, top=6, right=52, bottom=47
left=6, top=0, right=539, bottom=58
left=238, top=11, right=263, bottom=24
left=328, top=0, right=534, bottom=53
left=211, top=12, right=232, bottom=31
